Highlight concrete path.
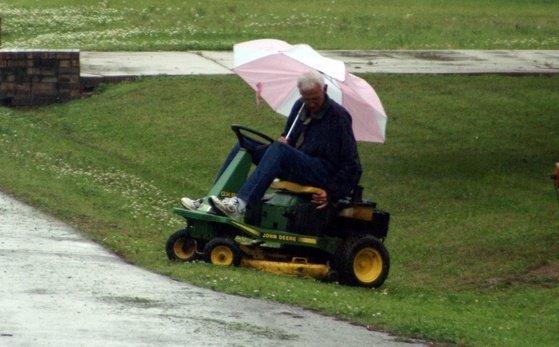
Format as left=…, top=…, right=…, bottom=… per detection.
left=80, top=50, right=559, bottom=78
left=0, top=192, right=426, bottom=347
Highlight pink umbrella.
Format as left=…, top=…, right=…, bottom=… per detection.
left=233, top=39, right=387, bottom=143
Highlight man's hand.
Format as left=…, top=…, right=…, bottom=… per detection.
left=278, top=136, right=288, bottom=144
left=312, top=189, right=329, bottom=209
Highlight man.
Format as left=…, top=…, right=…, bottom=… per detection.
left=182, top=70, right=361, bottom=220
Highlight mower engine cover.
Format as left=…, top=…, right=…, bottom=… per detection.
left=246, top=191, right=335, bottom=236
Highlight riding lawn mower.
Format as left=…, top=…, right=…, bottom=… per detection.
left=165, top=125, right=391, bottom=288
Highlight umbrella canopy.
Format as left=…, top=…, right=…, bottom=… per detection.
left=233, top=39, right=387, bottom=143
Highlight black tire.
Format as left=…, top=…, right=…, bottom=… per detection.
left=165, top=229, right=199, bottom=262
left=325, top=269, right=339, bottom=283
left=335, top=235, right=390, bottom=288
left=203, top=237, right=243, bottom=266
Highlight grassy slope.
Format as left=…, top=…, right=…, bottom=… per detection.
left=1, top=75, right=558, bottom=346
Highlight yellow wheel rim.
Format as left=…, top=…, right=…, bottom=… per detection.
left=353, top=247, right=383, bottom=283
left=210, top=245, right=234, bottom=265
left=173, top=239, right=196, bottom=261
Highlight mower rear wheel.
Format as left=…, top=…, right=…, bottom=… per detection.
left=336, top=235, right=390, bottom=288
left=203, top=238, right=242, bottom=266
left=166, top=229, right=199, bottom=262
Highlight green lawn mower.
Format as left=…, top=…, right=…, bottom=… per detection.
left=166, top=125, right=391, bottom=288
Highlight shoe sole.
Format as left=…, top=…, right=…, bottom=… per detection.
left=181, top=200, right=200, bottom=211
left=209, top=196, right=240, bottom=220
left=208, top=196, right=225, bottom=216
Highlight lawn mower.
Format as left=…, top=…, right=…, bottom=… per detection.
left=166, top=125, right=390, bottom=288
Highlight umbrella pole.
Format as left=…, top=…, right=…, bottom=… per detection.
left=285, top=103, right=305, bottom=140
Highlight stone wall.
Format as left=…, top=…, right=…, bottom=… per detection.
left=0, top=49, right=81, bottom=106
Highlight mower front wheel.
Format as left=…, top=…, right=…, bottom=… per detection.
left=166, top=229, right=200, bottom=262
left=203, top=237, right=243, bottom=266
left=336, top=235, right=390, bottom=288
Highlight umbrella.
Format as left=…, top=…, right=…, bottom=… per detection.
left=232, top=39, right=387, bottom=143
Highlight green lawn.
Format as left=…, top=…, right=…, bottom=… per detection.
left=1, top=75, right=558, bottom=346
left=1, top=0, right=558, bottom=50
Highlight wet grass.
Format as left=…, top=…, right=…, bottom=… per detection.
left=1, top=0, right=558, bottom=50
left=1, top=75, right=558, bottom=346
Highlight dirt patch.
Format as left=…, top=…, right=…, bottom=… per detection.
left=531, top=262, right=559, bottom=279
left=520, top=262, right=559, bottom=288
left=487, top=262, right=559, bottom=288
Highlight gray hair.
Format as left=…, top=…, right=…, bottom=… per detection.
left=297, top=70, right=325, bottom=92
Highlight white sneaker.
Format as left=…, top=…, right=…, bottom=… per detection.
left=181, top=197, right=201, bottom=211
left=210, top=196, right=244, bottom=220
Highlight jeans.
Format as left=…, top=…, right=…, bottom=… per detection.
left=215, top=140, right=268, bottom=181
left=236, top=142, right=329, bottom=208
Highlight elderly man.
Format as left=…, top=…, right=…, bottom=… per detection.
left=184, top=70, right=362, bottom=220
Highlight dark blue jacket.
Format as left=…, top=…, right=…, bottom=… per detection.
left=281, top=96, right=362, bottom=200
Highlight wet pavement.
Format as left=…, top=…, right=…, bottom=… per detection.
left=0, top=192, right=426, bottom=347
left=80, top=50, right=559, bottom=78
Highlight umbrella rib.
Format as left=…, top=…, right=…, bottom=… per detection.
left=285, top=103, right=305, bottom=140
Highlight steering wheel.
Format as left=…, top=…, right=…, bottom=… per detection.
left=231, top=124, right=275, bottom=152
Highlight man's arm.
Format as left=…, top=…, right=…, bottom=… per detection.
left=323, top=113, right=362, bottom=201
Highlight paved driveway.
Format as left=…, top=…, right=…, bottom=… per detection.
left=0, top=192, right=426, bottom=347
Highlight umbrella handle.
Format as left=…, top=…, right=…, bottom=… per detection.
left=285, top=103, right=305, bottom=140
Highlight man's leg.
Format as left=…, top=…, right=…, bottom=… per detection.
left=183, top=140, right=269, bottom=211
left=236, top=142, right=329, bottom=208
left=214, top=141, right=269, bottom=182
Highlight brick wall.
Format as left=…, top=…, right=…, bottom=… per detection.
left=0, top=49, right=81, bottom=106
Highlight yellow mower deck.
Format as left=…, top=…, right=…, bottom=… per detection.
left=241, top=258, right=330, bottom=280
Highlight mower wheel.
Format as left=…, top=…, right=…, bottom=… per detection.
left=335, top=235, right=390, bottom=288
left=165, top=229, right=199, bottom=262
left=203, top=238, right=243, bottom=266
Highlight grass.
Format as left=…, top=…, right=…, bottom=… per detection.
left=1, top=75, right=558, bottom=346
left=1, top=0, right=559, bottom=345
left=1, top=0, right=558, bottom=50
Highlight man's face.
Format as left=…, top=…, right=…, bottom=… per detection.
left=300, top=84, right=326, bottom=114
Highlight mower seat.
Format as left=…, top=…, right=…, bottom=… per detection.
left=269, top=180, right=322, bottom=194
